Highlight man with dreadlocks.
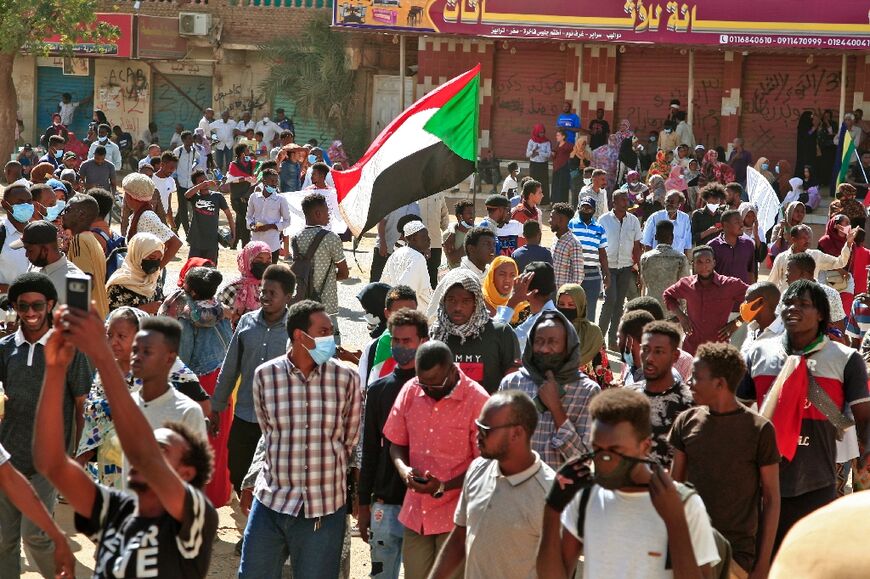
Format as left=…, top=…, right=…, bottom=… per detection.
left=430, top=269, right=520, bottom=394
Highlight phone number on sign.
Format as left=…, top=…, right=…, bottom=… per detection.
left=719, top=34, right=870, bottom=48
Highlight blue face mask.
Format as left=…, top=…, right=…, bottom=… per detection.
left=308, top=154, right=317, bottom=165
left=761, top=163, right=769, bottom=171
left=304, top=333, right=336, bottom=366
left=622, top=349, right=634, bottom=368
left=774, top=165, right=781, bottom=174
left=53, top=150, right=63, bottom=159
left=9, top=202, right=34, bottom=223
left=45, top=201, right=66, bottom=222
left=264, top=185, right=278, bottom=195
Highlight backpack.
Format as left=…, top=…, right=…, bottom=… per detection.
left=289, top=228, right=330, bottom=304
left=92, top=228, right=127, bottom=281
left=575, top=482, right=733, bottom=579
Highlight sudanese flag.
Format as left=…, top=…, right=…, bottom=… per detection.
left=334, top=65, right=480, bottom=236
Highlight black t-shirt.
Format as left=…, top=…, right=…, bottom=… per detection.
left=75, top=483, right=218, bottom=578
left=445, top=321, right=520, bottom=394
left=188, top=191, right=228, bottom=249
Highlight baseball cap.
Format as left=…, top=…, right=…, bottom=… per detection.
left=63, top=151, right=78, bottom=160
left=485, top=194, right=511, bottom=208
left=579, top=195, right=597, bottom=209
left=694, top=144, right=706, bottom=151
left=10, top=220, right=58, bottom=248
left=23, top=144, right=32, bottom=151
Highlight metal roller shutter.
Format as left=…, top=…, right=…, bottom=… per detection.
left=37, top=64, right=95, bottom=141
left=151, top=73, right=213, bottom=145
left=740, top=54, right=854, bottom=168
left=615, top=46, right=689, bottom=138
left=490, top=43, right=567, bottom=159
left=692, top=51, right=725, bottom=149
left=272, top=94, right=333, bottom=146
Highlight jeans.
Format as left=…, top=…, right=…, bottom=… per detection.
left=369, top=502, right=403, bottom=578
left=227, top=418, right=262, bottom=494
left=0, top=472, right=57, bottom=577
left=581, top=274, right=602, bottom=323
left=599, top=266, right=635, bottom=345
left=215, top=146, right=232, bottom=171
left=240, top=500, right=347, bottom=579
left=175, top=186, right=191, bottom=235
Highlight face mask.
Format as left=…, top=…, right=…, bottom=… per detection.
left=244, top=156, right=252, bottom=162
left=740, top=297, right=764, bottom=324
left=250, top=262, right=268, bottom=280
left=557, top=306, right=577, bottom=321
left=583, top=178, right=592, bottom=186
left=461, top=220, right=475, bottom=229
left=532, top=352, right=565, bottom=373
left=141, top=259, right=161, bottom=275
left=53, top=120, right=60, bottom=126
left=45, top=201, right=66, bottom=222
left=391, top=345, right=418, bottom=367
left=774, top=165, right=781, bottom=174
left=262, top=116, right=270, bottom=123
left=622, top=349, right=635, bottom=368
left=593, top=452, right=656, bottom=490
left=837, top=224, right=852, bottom=237
left=649, top=136, right=657, bottom=142
left=264, top=185, right=278, bottom=195
left=305, top=333, right=336, bottom=366
left=9, top=202, right=34, bottom=223
left=308, top=154, right=317, bottom=165
left=706, top=203, right=720, bottom=213
left=664, top=129, right=673, bottom=134
left=54, top=150, right=63, bottom=159
left=32, top=249, right=49, bottom=268
left=363, top=313, right=381, bottom=332
left=761, top=163, right=769, bottom=171
left=98, top=136, right=108, bottom=143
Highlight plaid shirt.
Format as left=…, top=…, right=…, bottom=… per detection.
left=498, top=370, right=599, bottom=470
left=551, top=230, right=585, bottom=289
left=253, top=356, right=362, bottom=518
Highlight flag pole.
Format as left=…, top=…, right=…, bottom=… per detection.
left=855, top=147, right=869, bottom=185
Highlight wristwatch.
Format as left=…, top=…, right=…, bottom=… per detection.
left=432, top=481, right=446, bottom=499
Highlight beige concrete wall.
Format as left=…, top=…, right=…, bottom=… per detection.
left=213, top=58, right=272, bottom=119
left=93, top=59, right=151, bottom=138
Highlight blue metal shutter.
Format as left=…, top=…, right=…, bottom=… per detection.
left=36, top=64, right=95, bottom=141
left=151, top=73, right=213, bottom=145
left=272, top=93, right=332, bottom=146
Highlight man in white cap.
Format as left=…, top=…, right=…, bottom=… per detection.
left=381, top=219, right=434, bottom=314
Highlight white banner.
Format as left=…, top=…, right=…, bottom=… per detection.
left=746, top=167, right=779, bottom=236
left=281, top=188, right=348, bottom=239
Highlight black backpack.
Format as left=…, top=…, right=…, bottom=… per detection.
left=289, top=228, right=330, bottom=304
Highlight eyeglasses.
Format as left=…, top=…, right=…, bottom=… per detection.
left=14, top=301, right=46, bottom=312
left=475, top=419, right=519, bottom=437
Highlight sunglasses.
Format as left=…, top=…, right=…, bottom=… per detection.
left=14, top=301, right=47, bottom=312
left=417, top=372, right=453, bottom=390
left=475, top=419, right=519, bottom=437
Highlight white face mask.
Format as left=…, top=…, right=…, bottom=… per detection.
left=706, top=203, right=720, bottom=213
left=583, top=178, right=592, bottom=186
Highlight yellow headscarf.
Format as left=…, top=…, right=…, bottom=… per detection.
left=482, top=256, right=524, bottom=324
left=558, top=283, right=604, bottom=366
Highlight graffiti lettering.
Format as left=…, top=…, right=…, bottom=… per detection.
left=97, top=65, right=149, bottom=135
left=213, top=81, right=268, bottom=117
left=747, top=65, right=840, bottom=125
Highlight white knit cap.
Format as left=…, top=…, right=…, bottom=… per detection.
left=123, top=172, right=156, bottom=201
left=402, top=220, right=426, bottom=238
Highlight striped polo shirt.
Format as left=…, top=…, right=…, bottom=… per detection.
left=568, top=215, right=607, bottom=280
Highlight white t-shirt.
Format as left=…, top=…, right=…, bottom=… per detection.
left=561, top=485, right=720, bottom=579
left=58, top=101, right=80, bottom=126
left=501, top=175, right=519, bottom=195
left=134, top=387, right=206, bottom=437
left=151, top=174, right=176, bottom=215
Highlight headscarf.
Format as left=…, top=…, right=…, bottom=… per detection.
left=664, top=166, right=686, bottom=192
left=177, top=257, right=215, bottom=287
left=784, top=201, right=806, bottom=227
left=818, top=215, right=850, bottom=257
left=649, top=150, right=670, bottom=177
left=776, top=159, right=793, bottom=194
left=571, top=136, right=592, bottom=165
left=783, top=177, right=804, bottom=205
left=519, top=310, right=582, bottom=386
left=700, top=148, right=726, bottom=184
left=591, top=134, right=620, bottom=183
left=558, top=284, right=604, bottom=366
left=229, top=241, right=272, bottom=316
left=430, top=269, right=490, bottom=344
left=327, top=140, right=348, bottom=166
left=357, top=282, right=391, bottom=338
left=615, top=118, right=633, bottom=142
left=738, top=202, right=758, bottom=236
left=105, top=233, right=164, bottom=298
left=647, top=174, right=667, bottom=203
left=754, top=156, right=776, bottom=184
left=530, top=123, right=548, bottom=144
left=482, top=256, right=524, bottom=323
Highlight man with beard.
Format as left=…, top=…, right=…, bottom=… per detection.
left=429, top=391, right=555, bottom=579
left=15, top=220, right=84, bottom=303
left=384, top=340, right=489, bottom=579
left=537, top=388, right=720, bottom=579
left=641, top=190, right=692, bottom=256
left=498, top=310, right=600, bottom=469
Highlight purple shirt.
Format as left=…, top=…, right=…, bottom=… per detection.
left=662, top=273, right=748, bottom=354
left=709, top=235, right=755, bottom=284
left=728, top=149, right=752, bottom=183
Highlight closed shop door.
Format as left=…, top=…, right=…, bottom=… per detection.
left=616, top=47, right=689, bottom=138
left=740, top=54, right=854, bottom=169
left=692, top=51, right=725, bottom=149
left=273, top=94, right=337, bottom=147
left=490, top=43, right=567, bottom=160
left=151, top=73, right=212, bottom=145
left=37, top=64, right=94, bottom=141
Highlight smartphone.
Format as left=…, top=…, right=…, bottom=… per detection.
left=412, top=475, right=429, bottom=484
left=66, top=273, right=91, bottom=311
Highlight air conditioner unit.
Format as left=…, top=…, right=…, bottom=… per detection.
left=179, top=12, right=212, bottom=36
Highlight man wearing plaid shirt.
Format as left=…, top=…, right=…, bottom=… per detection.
left=498, top=310, right=599, bottom=469
left=548, top=202, right=585, bottom=289
left=239, top=300, right=362, bottom=579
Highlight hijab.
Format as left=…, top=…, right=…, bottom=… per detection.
left=530, top=123, right=548, bottom=144
left=482, top=256, right=524, bottom=324
left=327, top=140, right=348, bottom=166
left=784, top=201, right=806, bottom=227
left=105, top=233, right=164, bottom=298
left=592, top=134, right=620, bottom=185
left=177, top=257, right=215, bottom=287
left=776, top=159, right=793, bottom=193
left=558, top=284, right=604, bottom=366
left=520, top=310, right=582, bottom=386
left=755, top=156, right=776, bottom=184
left=647, top=174, right=667, bottom=204
left=430, top=269, right=490, bottom=344
left=664, top=166, right=686, bottom=192
left=357, top=282, right=391, bottom=338
left=618, top=136, right=638, bottom=168
left=649, top=150, right=670, bottom=177
left=818, top=215, right=850, bottom=257
left=230, top=241, right=272, bottom=316
left=738, top=202, right=758, bottom=236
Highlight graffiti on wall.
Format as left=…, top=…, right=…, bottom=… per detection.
left=213, top=83, right=267, bottom=117
left=493, top=71, right=565, bottom=136
left=97, top=64, right=149, bottom=135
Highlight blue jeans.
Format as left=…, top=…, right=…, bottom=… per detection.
left=239, top=500, right=347, bottom=579
left=369, top=502, right=403, bottom=578
left=214, top=146, right=231, bottom=171
left=581, top=275, right=602, bottom=323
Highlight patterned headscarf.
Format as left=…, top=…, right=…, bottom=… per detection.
left=430, top=269, right=490, bottom=344
left=231, top=241, right=272, bottom=316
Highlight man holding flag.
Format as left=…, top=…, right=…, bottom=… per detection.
left=738, top=279, right=870, bottom=552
